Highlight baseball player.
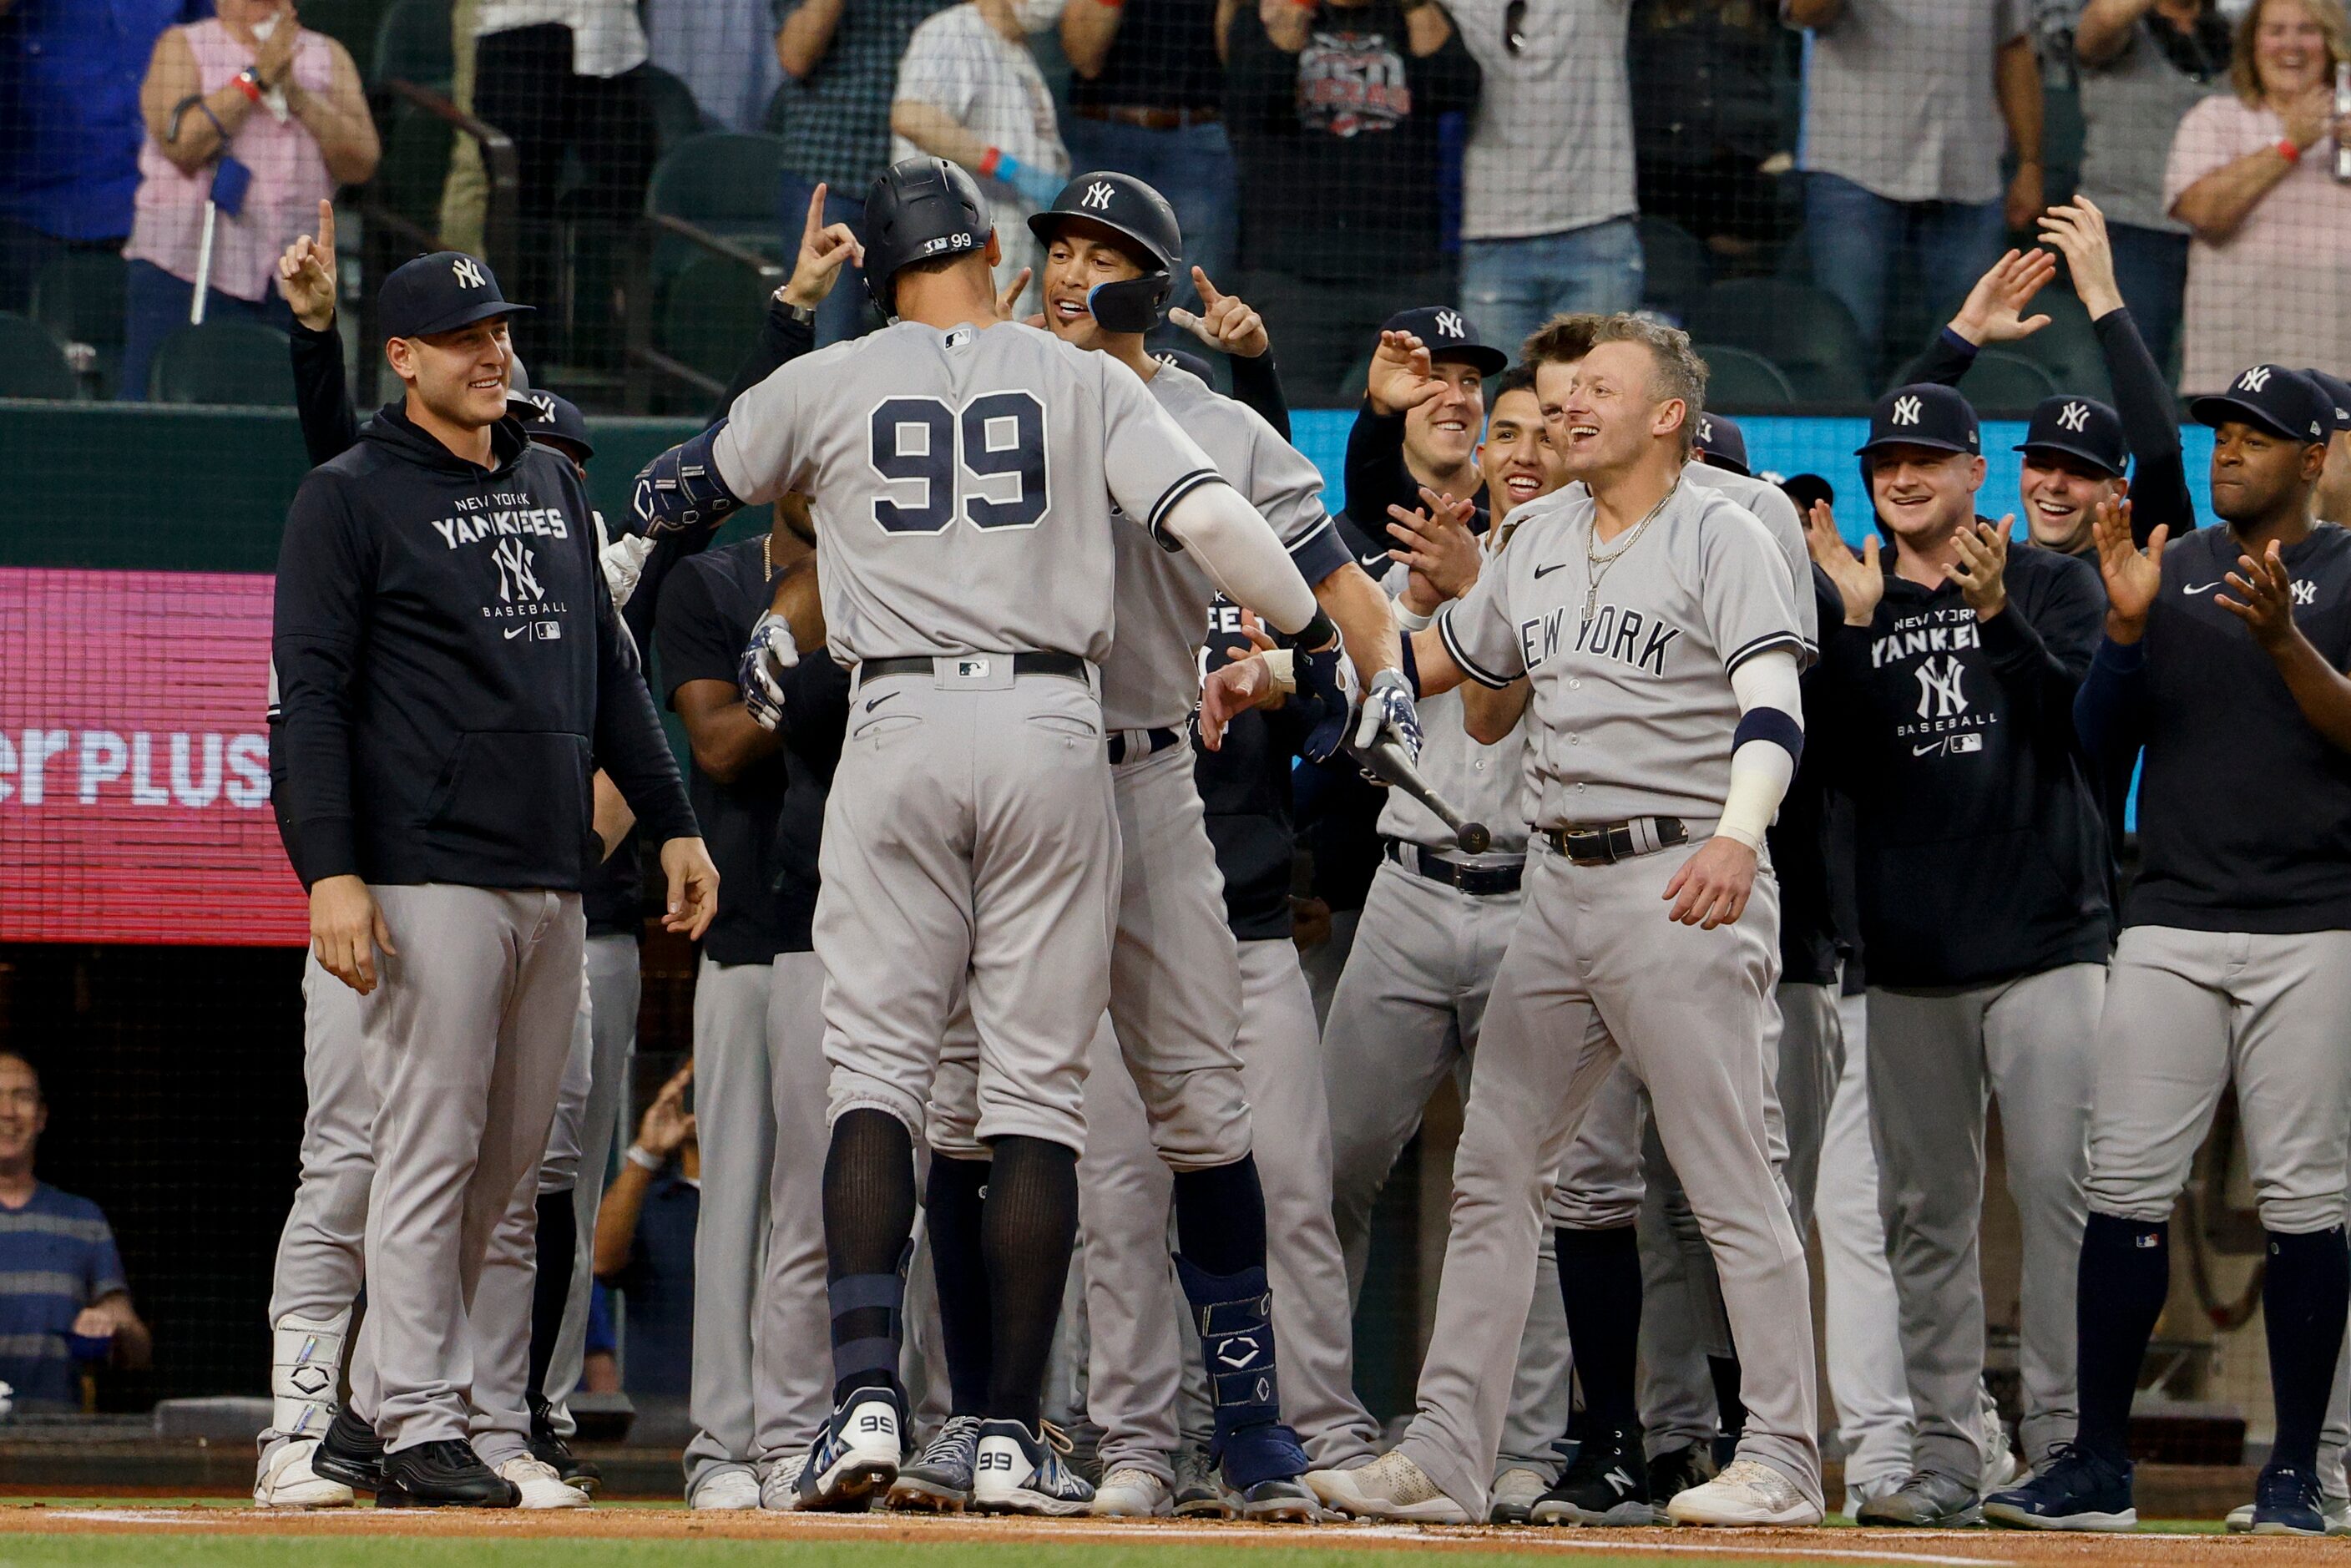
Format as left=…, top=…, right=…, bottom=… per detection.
left=895, top=170, right=1408, bottom=1520
left=1991, top=366, right=2351, bottom=1536
left=629, top=157, right=1398, bottom=1515
left=273, top=250, right=716, bottom=1506
left=1301, top=315, right=1822, bottom=1528
left=1317, top=351, right=1602, bottom=1522
left=1800, top=382, right=2108, bottom=1527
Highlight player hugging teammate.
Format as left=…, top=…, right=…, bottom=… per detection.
left=260, top=164, right=2351, bottom=1540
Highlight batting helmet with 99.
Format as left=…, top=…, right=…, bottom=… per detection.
left=1027, top=171, right=1181, bottom=333
left=862, top=156, right=993, bottom=321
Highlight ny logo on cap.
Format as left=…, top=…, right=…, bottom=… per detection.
left=452, top=255, right=488, bottom=290
left=2239, top=366, right=2273, bottom=393
left=1697, top=416, right=1715, bottom=442
left=525, top=392, right=557, bottom=423
left=2058, top=402, right=2090, bottom=432
left=1434, top=310, right=1465, bottom=339
left=1081, top=182, right=1115, bottom=210
left=1892, top=395, right=1923, bottom=427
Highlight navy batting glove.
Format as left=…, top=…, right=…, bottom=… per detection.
left=1353, top=669, right=1423, bottom=766
left=1285, top=614, right=1354, bottom=763
left=739, top=610, right=796, bottom=732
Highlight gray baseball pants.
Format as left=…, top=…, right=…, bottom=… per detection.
left=347, top=884, right=584, bottom=1454
left=1393, top=843, right=1818, bottom=1520
left=1867, top=962, right=2101, bottom=1480
left=1321, top=860, right=1587, bottom=1477
left=821, top=665, right=1117, bottom=1153
left=751, top=948, right=835, bottom=1467
left=1816, top=992, right=1916, bottom=1498
left=1074, top=938, right=1378, bottom=1480
left=538, top=932, right=640, bottom=1429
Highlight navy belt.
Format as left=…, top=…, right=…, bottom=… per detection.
left=1107, top=726, right=1182, bottom=766
left=1541, top=817, right=1688, bottom=866
left=860, top=651, right=1089, bottom=682
left=1383, top=839, right=1523, bottom=896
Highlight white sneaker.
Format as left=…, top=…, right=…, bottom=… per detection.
left=690, top=1466, right=762, bottom=1510
left=1489, top=1465, right=1549, bottom=1524
left=759, top=1454, right=808, bottom=1511
left=1667, top=1458, right=1823, bottom=1527
left=499, top=1455, right=590, bottom=1509
left=1094, top=1465, right=1175, bottom=1518
left=1307, top=1450, right=1469, bottom=1524
left=1980, top=1412, right=2024, bottom=1494
left=253, top=1439, right=355, bottom=1509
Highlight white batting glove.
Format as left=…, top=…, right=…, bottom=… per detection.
left=738, top=610, right=797, bottom=732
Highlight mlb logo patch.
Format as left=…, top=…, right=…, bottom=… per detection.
left=1949, top=733, right=1982, bottom=755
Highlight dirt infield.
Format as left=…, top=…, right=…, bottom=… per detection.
left=1, top=1504, right=2342, bottom=1566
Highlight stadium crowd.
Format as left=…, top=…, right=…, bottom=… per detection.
left=0, top=0, right=2347, bottom=405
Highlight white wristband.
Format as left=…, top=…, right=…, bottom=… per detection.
left=1393, top=600, right=1434, bottom=632
left=1261, top=648, right=1297, bottom=695
left=624, top=1144, right=662, bottom=1172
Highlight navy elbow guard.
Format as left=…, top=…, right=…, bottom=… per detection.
left=1733, top=706, right=1804, bottom=769
left=630, top=420, right=746, bottom=539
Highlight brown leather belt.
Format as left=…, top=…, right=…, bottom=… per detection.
left=1075, top=104, right=1221, bottom=130
left=1540, top=817, right=1689, bottom=867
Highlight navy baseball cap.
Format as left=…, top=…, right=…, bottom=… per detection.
left=2303, top=368, right=2351, bottom=435
left=1857, top=383, right=1979, bottom=458
left=2191, top=364, right=2333, bottom=445
left=2015, top=394, right=2127, bottom=476
left=1692, top=411, right=1750, bottom=476
left=380, top=250, right=533, bottom=339
left=1380, top=306, right=1508, bottom=377
left=1150, top=346, right=1217, bottom=384
left=508, top=388, right=594, bottom=460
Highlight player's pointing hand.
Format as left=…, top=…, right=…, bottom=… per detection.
left=1167, top=268, right=1270, bottom=360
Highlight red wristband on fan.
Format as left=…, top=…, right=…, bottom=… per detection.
left=978, top=146, right=1004, bottom=178
left=2277, top=138, right=2302, bottom=164
left=1096, top=0, right=1124, bottom=10
left=233, top=70, right=264, bottom=104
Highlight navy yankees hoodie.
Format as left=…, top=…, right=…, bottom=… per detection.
left=1812, top=538, right=2111, bottom=988
left=272, top=405, right=695, bottom=891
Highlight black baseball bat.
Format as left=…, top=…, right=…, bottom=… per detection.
left=1356, top=736, right=1492, bottom=855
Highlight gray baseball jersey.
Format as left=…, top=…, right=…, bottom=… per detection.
left=1681, top=460, right=1818, bottom=650
left=711, top=321, right=1224, bottom=665
left=1102, top=362, right=1352, bottom=731
left=1438, top=482, right=1810, bottom=827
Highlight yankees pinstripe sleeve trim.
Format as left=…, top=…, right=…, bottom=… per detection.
left=1723, top=630, right=1809, bottom=678
left=1438, top=606, right=1514, bottom=689
left=1146, top=469, right=1228, bottom=552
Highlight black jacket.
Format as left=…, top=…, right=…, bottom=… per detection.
left=1813, top=539, right=2111, bottom=987
left=272, top=406, right=695, bottom=891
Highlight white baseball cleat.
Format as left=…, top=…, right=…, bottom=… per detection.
left=1666, top=1458, right=1824, bottom=1527
left=498, top=1455, right=591, bottom=1509
left=760, top=1453, right=809, bottom=1511
left=691, top=1467, right=763, bottom=1510
left=1488, top=1465, right=1549, bottom=1523
left=971, top=1419, right=1095, bottom=1516
left=1093, top=1464, right=1175, bottom=1517
left=1307, top=1450, right=1469, bottom=1524
left=253, top=1439, right=356, bottom=1509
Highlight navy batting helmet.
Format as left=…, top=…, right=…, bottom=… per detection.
left=1028, top=172, right=1181, bottom=332
left=862, top=157, right=992, bottom=320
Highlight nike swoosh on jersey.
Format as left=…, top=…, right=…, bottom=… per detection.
left=1534, top=562, right=1570, bottom=579
left=1912, top=741, right=1946, bottom=756
left=503, top=625, right=528, bottom=640
left=2183, top=581, right=2220, bottom=595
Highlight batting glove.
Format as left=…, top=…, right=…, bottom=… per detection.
left=1287, top=617, right=1359, bottom=765
left=739, top=610, right=797, bottom=732
left=1353, top=668, right=1423, bottom=766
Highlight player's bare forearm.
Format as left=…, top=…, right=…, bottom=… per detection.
left=1461, top=676, right=1530, bottom=746
left=1317, top=563, right=1399, bottom=680
left=677, top=678, right=782, bottom=783
left=1409, top=625, right=1470, bottom=701
left=771, top=554, right=828, bottom=652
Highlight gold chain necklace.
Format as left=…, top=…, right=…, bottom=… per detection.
left=1580, top=478, right=1680, bottom=632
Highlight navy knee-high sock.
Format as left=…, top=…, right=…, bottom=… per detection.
left=2263, top=1226, right=2350, bottom=1474
left=923, top=1155, right=993, bottom=1419
left=2075, top=1212, right=2169, bottom=1464
left=822, top=1109, right=918, bottom=1402
left=1558, top=1225, right=1642, bottom=1435
left=981, top=1136, right=1079, bottom=1429
left=526, top=1187, right=577, bottom=1407
left=1173, top=1155, right=1269, bottom=1276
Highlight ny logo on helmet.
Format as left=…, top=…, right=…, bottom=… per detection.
left=1892, top=395, right=1923, bottom=427
left=1435, top=310, right=1465, bottom=339
left=1914, top=655, right=1967, bottom=721
left=2059, top=402, right=2090, bottom=432
left=1081, top=182, right=1115, bottom=211
left=526, top=392, right=557, bottom=423
left=452, top=255, right=488, bottom=290
left=491, top=539, right=542, bottom=604
left=2239, top=366, right=2273, bottom=393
